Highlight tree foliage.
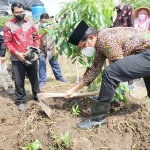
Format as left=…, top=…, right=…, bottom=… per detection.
left=43, top=0, right=116, bottom=64
left=123, top=0, right=150, bottom=9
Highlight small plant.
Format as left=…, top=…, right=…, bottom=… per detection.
left=113, top=83, right=130, bottom=104
left=147, top=111, right=150, bottom=117
left=146, top=97, right=150, bottom=105
left=49, top=129, right=74, bottom=149
left=60, top=131, right=70, bottom=148
left=23, top=133, right=27, bottom=141
left=98, top=123, right=102, bottom=131
left=49, top=146, right=56, bottom=150
left=71, top=103, right=80, bottom=117
left=22, top=140, right=43, bottom=150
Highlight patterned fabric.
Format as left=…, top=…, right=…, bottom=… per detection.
left=83, top=27, right=150, bottom=85
left=3, top=18, right=40, bottom=61
left=0, top=26, right=6, bottom=57
left=40, top=33, right=55, bottom=60
left=37, top=23, right=56, bottom=60
left=112, top=4, right=134, bottom=27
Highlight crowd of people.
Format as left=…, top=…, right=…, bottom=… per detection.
left=0, top=2, right=66, bottom=111
left=0, top=1, right=150, bottom=130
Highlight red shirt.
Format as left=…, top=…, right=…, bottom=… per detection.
left=4, top=18, right=40, bottom=55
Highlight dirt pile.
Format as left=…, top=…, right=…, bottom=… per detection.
left=0, top=92, right=150, bottom=150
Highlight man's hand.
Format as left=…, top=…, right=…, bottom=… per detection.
left=15, top=51, right=25, bottom=63
left=65, top=89, right=75, bottom=99
left=1, top=57, right=6, bottom=63
left=65, top=79, right=85, bottom=99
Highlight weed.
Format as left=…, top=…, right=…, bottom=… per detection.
left=49, top=129, right=74, bottom=150
left=113, top=83, right=130, bottom=104
left=71, top=103, right=80, bottom=117
left=22, top=139, right=43, bottom=150
left=98, top=123, right=102, bottom=131
left=147, top=111, right=150, bottom=116
left=49, top=146, right=56, bottom=150
left=146, top=98, right=150, bottom=105
left=60, top=131, right=70, bottom=148
left=23, top=133, right=27, bottom=141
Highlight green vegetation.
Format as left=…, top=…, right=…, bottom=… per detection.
left=22, top=140, right=43, bottom=150
left=71, top=103, right=80, bottom=117
left=123, top=0, right=150, bottom=9
left=49, top=130, right=74, bottom=150
left=0, top=16, right=12, bottom=27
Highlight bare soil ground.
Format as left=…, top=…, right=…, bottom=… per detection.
left=0, top=55, right=150, bottom=150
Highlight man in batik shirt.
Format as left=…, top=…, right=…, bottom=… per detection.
left=65, top=20, right=150, bottom=129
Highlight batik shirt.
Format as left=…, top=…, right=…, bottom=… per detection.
left=112, top=4, right=134, bottom=27
left=83, top=27, right=150, bottom=85
left=3, top=18, right=40, bottom=61
left=37, top=23, right=56, bottom=60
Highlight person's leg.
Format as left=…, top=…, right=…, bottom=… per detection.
left=77, top=50, right=150, bottom=129
left=1, top=64, right=14, bottom=94
left=143, top=76, right=150, bottom=97
left=98, top=50, right=150, bottom=103
left=39, top=55, right=47, bottom=87
left=49, top=56, right=66, bottom=82
left=12, top=61, right=26, bottom=110
left=26, top=61, right=40, bottom=101
left=0, top=72, right=4, bottom=92
left=0, top=63, right=5, bottom=91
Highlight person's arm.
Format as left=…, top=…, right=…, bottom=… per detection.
left=3, top=25, right=17, bottom=54
left=65, top=79, right=85, bottom=99
left=83, top=50, right=106, bottom=86
left=65, top=51, right=106, bottom=98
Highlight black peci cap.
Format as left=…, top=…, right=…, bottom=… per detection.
left=68, top=20, right=89, bottom=46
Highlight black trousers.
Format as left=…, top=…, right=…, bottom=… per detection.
left=98, top=49, right=150, bottom=103
left=12, top=61, right=39, bottom=104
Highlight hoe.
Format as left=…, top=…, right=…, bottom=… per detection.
left=37, top=91, right=99, bottom=118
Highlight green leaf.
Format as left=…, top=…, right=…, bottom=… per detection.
left=123, top=95, right=128, bottom=104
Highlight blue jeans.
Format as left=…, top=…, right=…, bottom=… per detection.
left=39, top=55, right=63, bottom=85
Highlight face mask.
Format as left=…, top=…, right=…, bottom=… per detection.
left=139, top=14, right=146, bottom=20
left=81, top=40, right=96, bottom=57
left=15, top=14, right=25, bottom=21
left=114, top=0, right=120, bottom=8
left=42, top=23, right=47, bottom=28
left=81, top=47, right=96, bottom=57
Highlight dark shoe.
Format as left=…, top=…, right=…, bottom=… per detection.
left=33, top=95, right=39, bottom=102
left=17, top=104, right=25, bottom=111
left=76, top=98, right=110, bottom=130
left=57, top=77, right=67, bottom=83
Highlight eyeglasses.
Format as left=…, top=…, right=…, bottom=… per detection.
left=14, top=11, right=25, bottom=15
